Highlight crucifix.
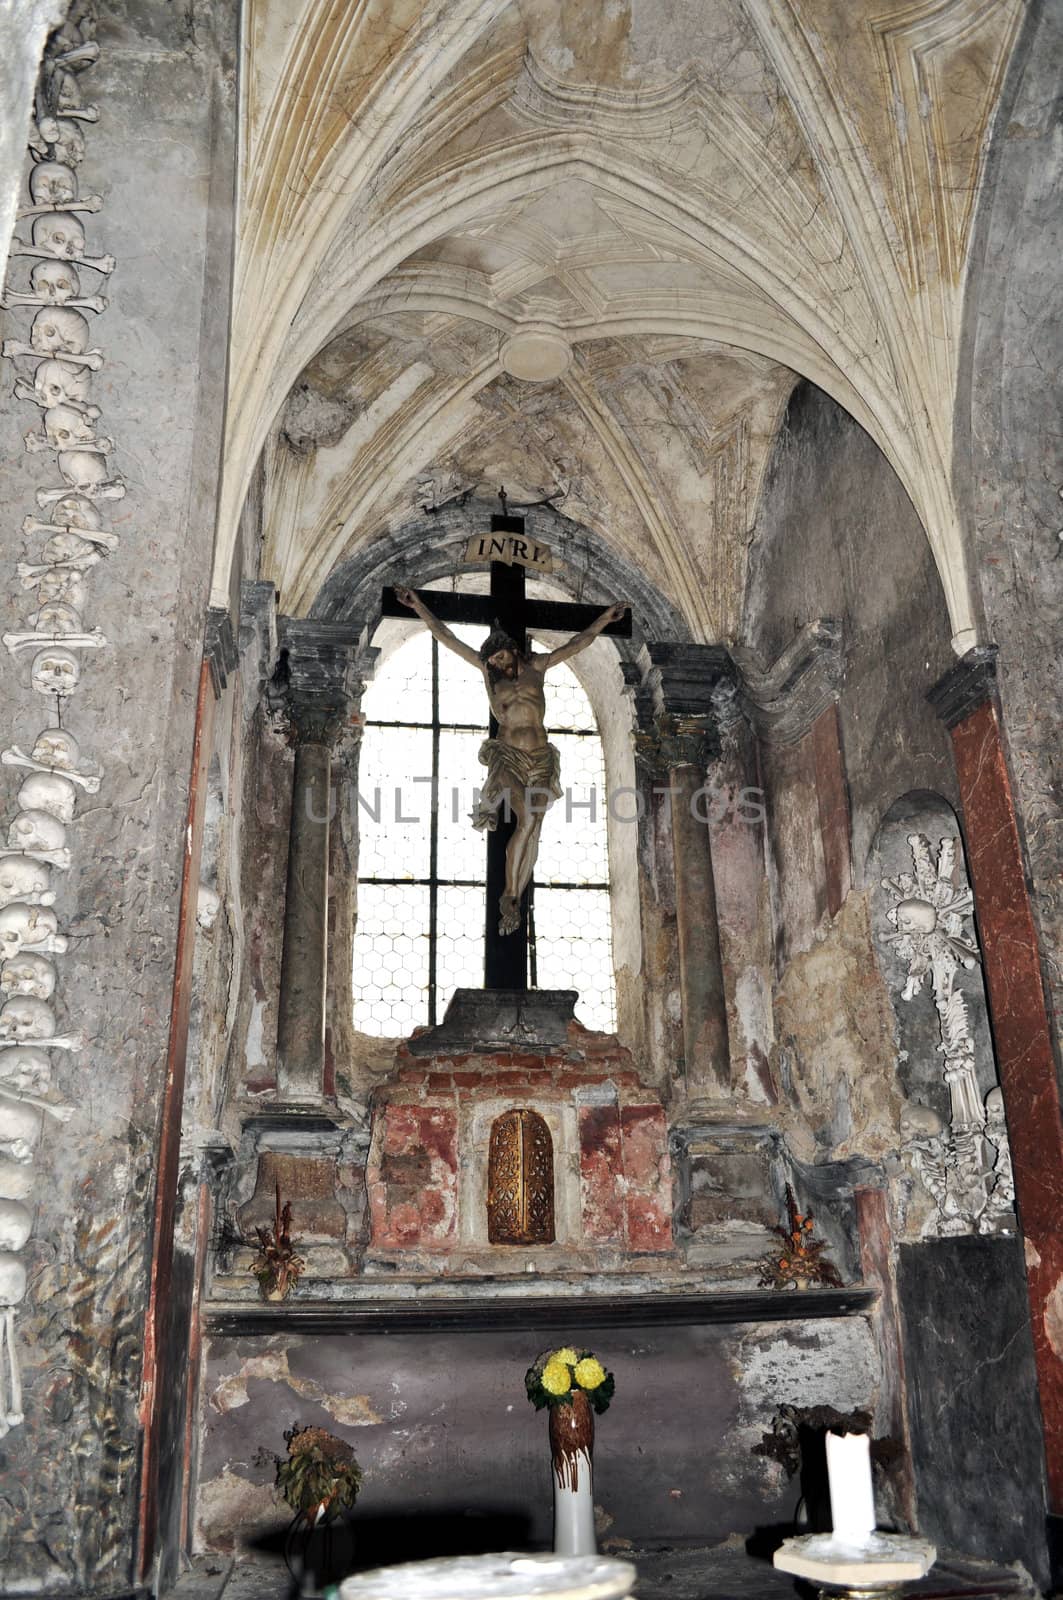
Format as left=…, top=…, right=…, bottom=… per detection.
left=381, top=512, right=630, bottom=991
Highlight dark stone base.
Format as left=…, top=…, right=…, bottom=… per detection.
left=898, top=1235, right=1048, bottom=1589
left=405, top=987, right=579, bottom=1054
left=1047, top=1510, right=1063, bottom=1590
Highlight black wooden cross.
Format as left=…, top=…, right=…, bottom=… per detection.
left=381, top=514, right=630, bottom=991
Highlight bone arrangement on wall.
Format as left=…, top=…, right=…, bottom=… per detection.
left=0, top=1, right=115, bottom=1439
left=885, top=833, right=1014, bottom=1237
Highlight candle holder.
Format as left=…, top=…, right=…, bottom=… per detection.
left=772, top=1529, right=936, bottom=1598
left=774, top=1429, right=935, bottom=1598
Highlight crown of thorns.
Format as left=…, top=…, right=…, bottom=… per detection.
left=480, top=626, right=522, bottom=661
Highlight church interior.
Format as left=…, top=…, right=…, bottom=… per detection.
left=0, top=1, right=1061, bottom=1596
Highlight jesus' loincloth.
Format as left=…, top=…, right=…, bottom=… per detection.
left=472, top=739, right=562, bottom=831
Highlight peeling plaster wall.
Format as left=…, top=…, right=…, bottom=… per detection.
left=196, top=1318, right=880, bottom=1558
left=744, top=382, right=959, bottom=887
left=741, top=382, right=960, bottom=1161
left=0, top=2, right=236, bottom=1590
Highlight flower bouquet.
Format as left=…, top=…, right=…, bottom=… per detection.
left=525, top=1346, right=615, bottom=1413
left=525, top=1348, right=613, bottom=1555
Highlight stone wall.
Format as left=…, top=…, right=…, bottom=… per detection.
left=196, top=1315, right=882, bottom=1559
left=0, top=1, right=236, bottom=1590
left=741, top=382, right=959, bottom=1162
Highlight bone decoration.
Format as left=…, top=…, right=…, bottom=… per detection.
left=0, top=2, right=109, bottom=1444
left=2, top=729, right=102, bottom=792
left=886, top=835, right=1010, bottom=1236
left=0, top=956, right=58, bottom=1002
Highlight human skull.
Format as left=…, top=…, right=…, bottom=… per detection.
left=29, top=729, right=80, bottom=771
left=0, top=1157, right=35, bottom=1201
left=43, top=406, right=97, bottom=451
left=895, top=898, right=937, bottom=936
left=899, top=1100, right=945, bottom=1141
left=0, top=955, right=56, bottom=1002
left=29, top=305, right=88, bottom=355
left=33, top=601, right=83, bottom=636
left=30, top=258, right=81, bottom=302
left=0, top=1202, right=32, bottom=1253
left=0, top=858, right=53, bottom=907
left=0, top=1047, right=51, bottom=1095
left=52, top=495, right=101, bottom=532
left=18, top=774, right=76, bottom=823
left=47, top=119, right=87, bottom=167
left=29, top=161, right=77, bottom=206
left=0, top=998, right=56, bottom=1041
left=0, top=1099, right=42, bottom=1156
left=0, top=905, right=59, bottom=957
left=32, top=648, right=79, bottom=700
left=31, top=211, right=85, bottom=260
left=32, top=359, right=92, bottom=410
left=34, top=569, right=87, bottom=612
left=58, top=451, right=110, bottom=492
left=41, top=533, right=98, bottom=567
left=0, top=1252, right=28, bottom=1307
left=8, top=812, right=66, bottom=859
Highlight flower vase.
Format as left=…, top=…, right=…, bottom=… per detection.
left=549, top=1389, right=596, bottom=1556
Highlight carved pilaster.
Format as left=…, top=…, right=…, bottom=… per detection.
left=633, top=642, right=738, bottom=1106
left=273, top=620, right=364, bottom=1102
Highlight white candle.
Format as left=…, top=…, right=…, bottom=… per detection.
left=825, top=1431, right=876, bottom=1548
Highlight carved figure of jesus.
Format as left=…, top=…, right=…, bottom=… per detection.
left=395, top=588, right=626, bottom=935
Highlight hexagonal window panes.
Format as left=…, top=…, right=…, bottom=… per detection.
left=354, top=623, right=616, bottom=1037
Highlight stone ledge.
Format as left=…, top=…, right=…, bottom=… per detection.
left=203, top=1284, right=877, bottom=1334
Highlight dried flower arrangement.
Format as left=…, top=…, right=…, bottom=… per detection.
left=275, top=1424, right=363, bottom=1525
left=251, top=1185, right=305, bottom=1302
left=758, top=1185, right=842, bottom=1289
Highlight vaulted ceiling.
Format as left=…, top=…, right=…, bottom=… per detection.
left=214, top=0, right=1024, bottom=649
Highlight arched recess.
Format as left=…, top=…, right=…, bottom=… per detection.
left=315, top=503, right=687, bottom=1082
left=867, top=791, right=996, bottom=1128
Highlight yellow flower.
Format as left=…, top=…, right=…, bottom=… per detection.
left=541, top=1360, right=573, bottom=1396
left=552, top=1347, right=579, bottom=1367
left=574, top=1357, right=606, bottom=1390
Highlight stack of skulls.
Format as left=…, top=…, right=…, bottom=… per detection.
left=0, top=0, right=113, bottom=1440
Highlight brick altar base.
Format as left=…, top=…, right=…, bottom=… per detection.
left=365, top=1020, right=674, bottom=1272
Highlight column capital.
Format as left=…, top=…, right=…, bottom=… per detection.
left=927, top=645, right=999, bottom=729
left=634, top=713, right=718, bottom=775
left=276, top=618, right=371, bottom=748
left=638, top=641, right=741, bottom=721
left=204, top=606, right=239, bottom=699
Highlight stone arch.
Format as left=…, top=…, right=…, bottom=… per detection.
left=316, top=501, right=691, bottom=1060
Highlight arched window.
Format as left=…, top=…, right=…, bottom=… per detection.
left=351, top=624, right=617, bottom=1035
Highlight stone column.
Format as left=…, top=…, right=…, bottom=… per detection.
left=637, top=644, right=738, bottom=1108
left=929, top=646, right=1063, bottom=1514
left=275, top=622, right=359, bottom=1101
